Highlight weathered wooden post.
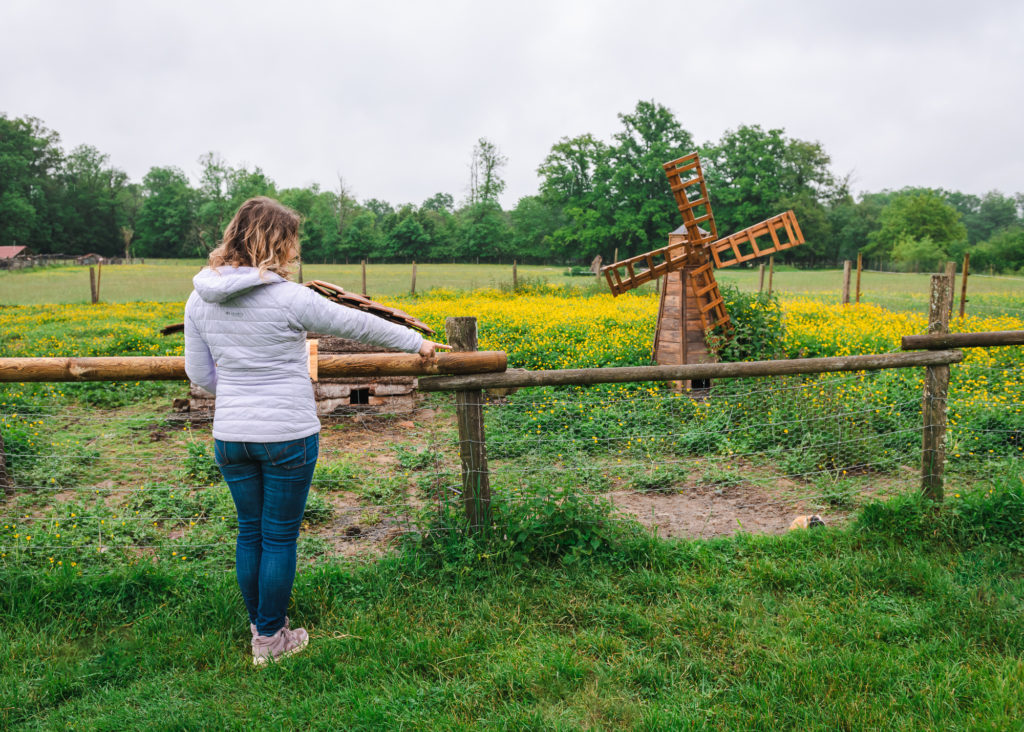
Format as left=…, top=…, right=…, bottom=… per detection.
left=921, top=274, right=951, bottom=500
left=944, top=261, right=956, bottom=316
left=767, top=255, right=775, bottom=294
left=89, top=266, right=98, bottom=304
left=411, top=261, right=417, bottom=295
left=445, top=317, right=491, bottom=531
left=959, top=252, right=970, bottom=319
left=855, top=252, right=863, bottom=303
left=0, top=432, right=14, bottom=500
left=512, top=259, right=518, bottom=291
left=361, top=259, right=367, bottom=296
left=297, top=259, right=303, bottom=283
left=842, top=260, right=852, bottom=304
left=758, top=263, right=766, bottom=293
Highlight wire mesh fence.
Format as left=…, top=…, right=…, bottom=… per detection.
left=1, top=348, right=1020, bottom=573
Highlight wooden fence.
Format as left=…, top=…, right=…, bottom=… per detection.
left=2, top=277, right=1022, bottom=525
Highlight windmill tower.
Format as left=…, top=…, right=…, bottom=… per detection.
left=601, top=152, right=806, bottom=385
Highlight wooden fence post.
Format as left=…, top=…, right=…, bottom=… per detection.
left=944, top=260, right=956, bottom=316
left=855, top=252, right=863, bottom=303
left=445, top=317, right=491, bottom=531
left=411, top=261, right=417, bottom=295
left=842, top=260, right=852, bottom=304
left=758, top=263, right=765, bottom=293
left=959, top=252, right=970, bottom=319
left=361, top=259, right=367, bottom=296
left=767, top=255, right=775, bottom=294
left=513, top=259, right=518, bottom=291
left=921, top=274, right=951, bottom=501
left=298, top=260, right=303, bottom=283
left=0, top=431, right=14, bottom=500
left=89, top=266, right=98, bottom=304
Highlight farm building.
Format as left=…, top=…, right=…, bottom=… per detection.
left=172, top=279, right=427, bottom=420
left=0, top=246, right=28, bottom=269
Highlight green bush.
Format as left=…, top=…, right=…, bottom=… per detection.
left=857, top=469, right=1024, bottom=550
left=709, top=284, right=786, bottom=362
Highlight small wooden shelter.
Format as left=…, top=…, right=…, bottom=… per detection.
left=172, top=280, right=433, bottom=419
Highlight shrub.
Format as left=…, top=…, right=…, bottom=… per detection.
left=708, top=284, right=786, bottom=362
left=857, top=469, right=1024, bottom=550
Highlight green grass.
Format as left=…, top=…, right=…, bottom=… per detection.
left=0, top=262, right=587, bottom=305
left=2, top=521, right=1022, bottom=729
left=4, top=262, right=1022, bottom=317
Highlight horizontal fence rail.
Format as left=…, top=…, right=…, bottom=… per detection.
left=418, top=350, right=964, bottom=391
left=0, top=351, right=508, bottom=383
left=901, top=330, right=1024, bottom=351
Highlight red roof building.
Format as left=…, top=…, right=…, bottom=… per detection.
left=0, top=246, right=27, bottom=259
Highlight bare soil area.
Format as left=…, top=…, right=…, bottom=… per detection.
left=609, top=482, right=812, bottom=540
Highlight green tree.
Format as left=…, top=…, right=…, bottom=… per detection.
left=382, top=207, right=430, bottom=260
left=971, top=226, right=1024, bottom=274
left=467, top=138, right=507, bottom=205
left=828, top=191, right=890, bottom=264
left=510, top=195, right=565, bottom=262
left=891, top=234, right=945, bottom=272
left=866, top=189, right=966, bottom=261
left=703, top=125, right=836, bottom=263
left=341, top=210, right=382, bottom=261
left=456, top=201, right=512, bottom=261
left=56, top=144, right=126, bottom=256
left=606, top=100, right=695, bottom=258
left=0, top=115, right=63, bottom=252
left=537, top=133, right=612, bottom=262
left=136, top=166, right=197, bottom=258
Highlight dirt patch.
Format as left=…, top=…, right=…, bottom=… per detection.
left=310, top=491, right=413, bottom=558
left=610, top=481, right=812, bottom=540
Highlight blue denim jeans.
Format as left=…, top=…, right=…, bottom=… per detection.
left=214, top=434, right=319, bottom=637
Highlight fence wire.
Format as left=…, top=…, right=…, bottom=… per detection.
left=1, top=358, right=1021, bottom=572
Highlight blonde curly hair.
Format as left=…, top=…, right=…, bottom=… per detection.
left=207, top=197, right=301, bottom=278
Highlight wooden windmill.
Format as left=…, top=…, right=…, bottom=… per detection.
left=601, top=152, right=806, bottom=382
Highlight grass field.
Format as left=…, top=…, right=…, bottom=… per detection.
left=4, top=521, right=1023, bottom=728
left=2, top=272, right=1023, bottom=727
left=3, top=261, right=1023, bottom=318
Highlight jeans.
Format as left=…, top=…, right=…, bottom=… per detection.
left=214, top=434, right=319, bottom=637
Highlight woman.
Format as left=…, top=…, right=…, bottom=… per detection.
left=184, top=197, right=448, bottom=665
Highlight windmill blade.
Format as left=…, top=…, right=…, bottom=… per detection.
left=708, top=210, right=805, bottom=269
left=663, top=153, right=718, bottom=246
left=600, top=240, right=691, bottom=296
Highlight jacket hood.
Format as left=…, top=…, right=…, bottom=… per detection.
left=192, top=266, right=284, bottom=303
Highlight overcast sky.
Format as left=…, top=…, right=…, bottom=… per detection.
left=2, top=0, right=1021, bottom=208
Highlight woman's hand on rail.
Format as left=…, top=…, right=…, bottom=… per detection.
left=419, top=340, right=453, bottom=360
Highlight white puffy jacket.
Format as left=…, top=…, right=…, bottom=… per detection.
left=184, top=266, right=423, bottom=442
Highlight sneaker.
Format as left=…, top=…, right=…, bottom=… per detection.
left=251, top=616, right=289, bottom=638
left=252, top=625, right=309, bottom=666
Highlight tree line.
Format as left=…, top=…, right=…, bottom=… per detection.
left=2, top=102, right=1022, bottom=273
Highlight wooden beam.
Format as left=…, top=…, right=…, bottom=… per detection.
left=0, top=351, right=508, bottom=383
left=901, top=329, right=1024, bottom=350
left=419, top=350, right=963, bottom=392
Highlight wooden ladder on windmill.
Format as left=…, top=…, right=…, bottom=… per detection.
left=600, top=152, right=807, bottom=390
